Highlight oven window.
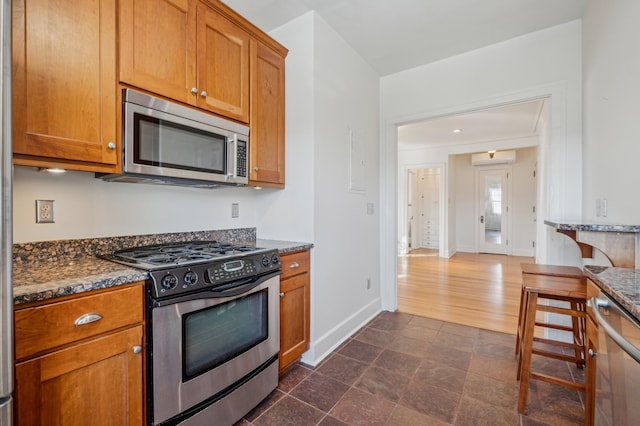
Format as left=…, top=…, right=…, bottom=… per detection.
left=134, top=113, right=226, bottom=174
left=182, top=289, right=268, bottom=381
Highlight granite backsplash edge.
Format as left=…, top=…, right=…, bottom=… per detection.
left=13, top=228, right=257, bottom=264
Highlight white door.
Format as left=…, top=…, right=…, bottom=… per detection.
left=419, top=169, right=440, bottom=249
left=477, top=168, right=509, bottom=254
left=407, top=170, right=419, bottom=251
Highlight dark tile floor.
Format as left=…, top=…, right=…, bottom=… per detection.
left=238, top=312, right=586, bottom=425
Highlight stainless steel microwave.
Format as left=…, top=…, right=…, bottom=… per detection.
left=98, top=89, right=249, bottom=188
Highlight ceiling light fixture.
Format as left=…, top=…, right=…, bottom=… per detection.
left=452, top=128, right=463, bottom=133
left=488, top=150, right=496, bottom=159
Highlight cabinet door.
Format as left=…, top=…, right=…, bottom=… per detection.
left=12, top=0, right=118, bottom=172
left=196, top=2, right=250, bottom=122
left=15, top=326, right=144, bottom=425
left=249, top=40, right=285, bottom=187
left=119, top=0, right=197, bottom=104
left=280, top=273, right=310, bottom=373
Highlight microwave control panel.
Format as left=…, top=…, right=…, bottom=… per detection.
left=237, top=141, right=247, bottom=178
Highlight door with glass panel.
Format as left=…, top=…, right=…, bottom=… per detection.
left=477, top=168, right=510, bottom=254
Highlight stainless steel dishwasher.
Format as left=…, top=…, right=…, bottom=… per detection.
left=591, top=293, right=640, bottom=425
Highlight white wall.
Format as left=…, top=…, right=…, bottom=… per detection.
left=13, top=166, right=262, bottom=243
left=582, top=0, right=640, bottom=224
left=265, top=12, right=381, bottom=365
left=381, top=21, right=583, bottom=308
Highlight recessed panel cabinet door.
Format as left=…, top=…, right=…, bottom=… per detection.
left=196, top=3, right=250, bottom=122
left=119, top=0, right=197, bottom=104
left=249, top=40, right=285, bottom=187
left=12, top=0, right=118, bottom=171
left=14, top=326, right=144, bottom=425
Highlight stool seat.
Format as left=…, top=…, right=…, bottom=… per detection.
left=517, top=272, right=587, bottom=416
left=515, top=264, right=585, bottom=359
left=520, top=263, right=584, bottom=278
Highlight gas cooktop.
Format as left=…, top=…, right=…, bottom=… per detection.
left=105, top=240, right=268, bottom=270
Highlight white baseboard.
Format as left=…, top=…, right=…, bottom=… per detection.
left=301, top=298, right=382, bottom=367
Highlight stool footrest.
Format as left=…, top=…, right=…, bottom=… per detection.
left=534, top=321, right=575, bottom=332
left=529, top=372, right=586, bottom=392
left=535, top=304, right=586, bottom=317
left=532, top=347, right=585, bottom=365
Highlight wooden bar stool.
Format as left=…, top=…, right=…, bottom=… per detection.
left=517, top=273, right=587, bottom=414
left=515, top=263, right=585, bottom=368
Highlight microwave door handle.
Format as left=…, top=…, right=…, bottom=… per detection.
left=228, top=135, right=237, bottom=180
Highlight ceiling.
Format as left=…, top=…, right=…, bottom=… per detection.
left=222, top=0, right=583, bottom=150
left=397, top=99, right=547, bottom=151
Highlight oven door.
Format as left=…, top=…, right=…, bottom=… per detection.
left=150, top=273, right=280, bottom=424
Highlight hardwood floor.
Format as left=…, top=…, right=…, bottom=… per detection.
left=397, top=249, right=533, bottom=335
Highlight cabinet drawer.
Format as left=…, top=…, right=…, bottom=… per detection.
left=15, top=283, right=144, bottom=360
left=280, top=250, right=310, bottom=280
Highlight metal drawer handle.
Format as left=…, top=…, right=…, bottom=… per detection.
left=74, top=313, right=102, bottom=327
left=591, top=297, right=640, bottom=363
left=289, top=262, right=300, bottom=269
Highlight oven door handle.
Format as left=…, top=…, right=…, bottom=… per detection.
left=152, top=270, right=281, bottom=307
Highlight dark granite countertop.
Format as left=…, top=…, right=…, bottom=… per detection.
left=12, top=230, right=313, bottom=306
left=544, top=220, right=640, bottom=233
left=584, top=265, right=640, bottom=321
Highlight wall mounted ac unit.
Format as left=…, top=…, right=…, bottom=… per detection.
left=471, top=150, right=516, bottom=166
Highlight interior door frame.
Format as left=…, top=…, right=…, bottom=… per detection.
left=475, top=165, right=513, bottom=255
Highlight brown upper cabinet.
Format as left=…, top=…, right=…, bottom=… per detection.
left=249, top=40, right=286, bottom=188
left=12, top=0, right=119, bottom=173
left=13, top=0, right=288, bottom=184
left=119, top=0, right=250, bottom=123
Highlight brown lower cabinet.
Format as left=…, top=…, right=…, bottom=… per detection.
left=13, top=282, right=145, bottom=425
left=279, top=250, right=311, bottom=375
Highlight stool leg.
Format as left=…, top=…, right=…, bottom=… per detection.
left=570, top=300, right=584, bottom=369
left=518, top=290, right=538, bottom=414
left=516, top=283, right=525, bottom=357
left=516, top=287, right=529, bottom=380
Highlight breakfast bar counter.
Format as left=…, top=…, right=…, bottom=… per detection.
left=545, top=220, right=640, bottom=268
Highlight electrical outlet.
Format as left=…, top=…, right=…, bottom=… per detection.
left=231, top=203, right=239, bottom=218
left=36, top=200, right=55, bottom=223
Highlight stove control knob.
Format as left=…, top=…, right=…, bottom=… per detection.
left=271, top=254, right=280, bottom=265
left=161, top=274, right=178, bottom=291
left=184, top=271, right=198, bottom=286
left=261, top=256, right=270, bottom=267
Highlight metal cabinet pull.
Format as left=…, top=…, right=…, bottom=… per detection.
left=191, top=87, right=198, bottom=94
left=74, top=313, right=102, bottom=327
left=106, top=142, right=116, bottom=150
left=132, top=346, right=142, bottom=354
left=289, top=262, right=300, bottom=269
left=279, top=292, right=284, bottom=297
left=200, top=90, right=207, bottom=97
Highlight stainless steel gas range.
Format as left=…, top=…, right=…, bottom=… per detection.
left=107, top=241, right=282, bottom=426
